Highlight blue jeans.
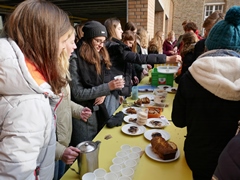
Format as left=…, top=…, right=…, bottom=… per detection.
left=53, top=160, right=66, bottom=180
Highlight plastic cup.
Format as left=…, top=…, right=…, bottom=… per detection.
left=118, top=177, right=132, bottom=180
left=121, top=144, right=131, bottom=151
left=131, top=86, right=138, bottom=100
left=124, top=159, right=137, bottom=170
left=128, top=152, right=140, bottom=163
left=131, top=146, right=142, bottom=154
left=112, top=157, right=125, bottom=168
left=109, top=164, right=122, bottom=178
left=104, top=172, right=118, bottom=180
left=121, top=167, right=134, bottom=179
left=123, top=149, right=132, bottom=155
left=93, top=168, right=106, bottom=179
left=116, top=151, right=128, bottom=161
left=82, top=172, right=96, bottom=180
left=114, top=75, right=123, bottom=80
left=136, top=108, right=148, bottom=126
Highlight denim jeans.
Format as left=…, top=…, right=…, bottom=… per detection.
left=53, top=160, right=66, bottom=180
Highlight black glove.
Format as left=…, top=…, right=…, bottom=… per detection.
left=106, top=111, right=124, bottom=128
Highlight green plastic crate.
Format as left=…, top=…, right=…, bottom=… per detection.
left=151, top=68, right=174, bottom=87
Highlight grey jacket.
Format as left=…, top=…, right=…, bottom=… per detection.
left=0, top=37, right=57, bottom=180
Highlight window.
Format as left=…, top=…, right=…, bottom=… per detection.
left=204, top=3, right=224, bottom=20
left=202, top=3, right=224, bottom=36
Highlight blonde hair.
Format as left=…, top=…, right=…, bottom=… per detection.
left=58, top=26, right=75, bottom=81
left=137, top=27, right=148, bottom=49
left=149, top=30, right=164, bottom=53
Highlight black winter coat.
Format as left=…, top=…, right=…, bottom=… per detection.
left=105, top=38, right=166, bottom=96
left=172, top=71, right=240, bottom=179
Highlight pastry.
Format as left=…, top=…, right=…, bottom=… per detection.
left=141, top=97, right=150, bottom=104
left=151, top=132, right=162, bottom=138
left=129, top=118, right=137, bottom=123
left=151, top=136, right=178, bottom=160
left=126, top=107, right=137, bottom=114
left=128, top=126, right=138, bottom=134
left=150, top=120, right=162, bottom=127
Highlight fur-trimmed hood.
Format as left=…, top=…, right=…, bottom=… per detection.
left=189, top=49, right=240, bottom=101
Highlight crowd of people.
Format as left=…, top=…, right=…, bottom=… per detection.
left=0, top=0, right=239, bottom=179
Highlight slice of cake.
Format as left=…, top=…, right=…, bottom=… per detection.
left=150, top=136, right=177, bottom=160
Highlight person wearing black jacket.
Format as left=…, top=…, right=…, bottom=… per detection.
left=103, top=17, right=182, bottom=116
left=69, top=21, right=124, bottom=147
left=172, top=6, right=240, bottom=180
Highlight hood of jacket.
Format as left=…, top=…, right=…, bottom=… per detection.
left=189, top=49, right=240, bottom=101
left=0, top=37, right=56, bottom=97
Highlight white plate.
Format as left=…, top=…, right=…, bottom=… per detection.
left=123, top=114, right=138, bottom=124
left=121, top=124, right=146, bottom=136
left=121, top=107, right=140, bottom=115
left=138, top=94, right=155, bottom=101
left=145, top=117, right=169, bottom=128
left=145, top=144, right=180, bottom=162
left=165, top=87, right=177, bottom=93
left=157, top=85, right=171, bottom=90
left=144, top=129, right=170, bottom=141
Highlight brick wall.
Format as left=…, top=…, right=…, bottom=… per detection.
left=172, top=0, right=240, bottom=39
left=147, top=0, right=155, bottom=39
left=172, top=0, right=205, bottom=38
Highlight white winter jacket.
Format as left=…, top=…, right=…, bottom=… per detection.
left=0, top=37, right=58, bottom=180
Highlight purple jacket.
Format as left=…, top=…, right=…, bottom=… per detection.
left=162, top=39, right=177, bottom=55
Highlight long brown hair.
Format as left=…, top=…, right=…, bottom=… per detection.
left=79, top=39, right=111, bottom=74
left=104, top=17, right=121, bottom=40
left=4, top=0, right=71, bottom=94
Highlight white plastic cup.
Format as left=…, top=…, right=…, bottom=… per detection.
left=112, top=157, right=125, bottom=168
left=93, top=168, right=107, bottom=179
left=116, top=151, right=128, bottom=161
left=136, top=108, right=148, bottom=126
left=123, top=149, right=132, bottom=155
left=109, top=164, right=122, bottom=178
left=131, top=146, right=142, bottom=154
left=82, top=172, right=96, bottom=180
left=124, top=159, right=137, bottom=170
left=121, top=167, right=134, bottom=179
left=114, top=75, right=123, bottom=80
left=118, top=176, right=132, bottom=180
left=121, top=144, right=131, bottom=151
left=128, top=152, right=140, bottom=163
left=104, top=172, right=118, bottom=180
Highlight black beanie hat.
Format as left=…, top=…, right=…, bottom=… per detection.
left=82, top=20, right=107, bottom=39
